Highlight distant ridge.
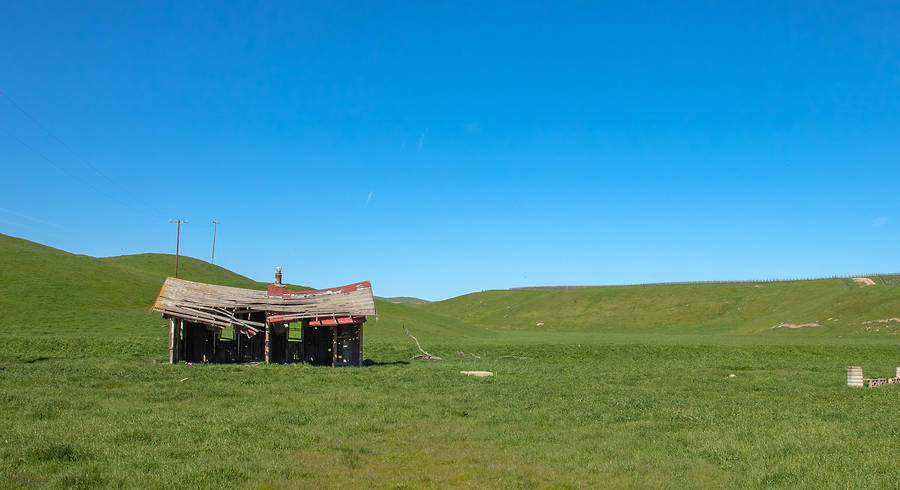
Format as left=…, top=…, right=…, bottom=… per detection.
left=511, top=273, right=900, bottom=290
left=376, top=296, right=431, bottom=305
left=420, top=273, right=900, bottom=335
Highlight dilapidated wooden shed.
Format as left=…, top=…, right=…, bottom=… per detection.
left=152, top=273, right=376, bottom=367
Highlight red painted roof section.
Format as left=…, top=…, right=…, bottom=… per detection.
left=267, top=280, right=372, bottom=299
left=307, top=315, right=368, bottom=326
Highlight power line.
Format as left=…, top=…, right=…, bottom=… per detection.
left=0, top=125, right=162, bottom=220
left=0, top=126, right=87, bottom=185
left=0, top=89, right=166, bottom=220
left=1, top=90, right=118, bottom=187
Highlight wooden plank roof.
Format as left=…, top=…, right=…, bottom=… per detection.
left=152, top=277, right=376, bottom=330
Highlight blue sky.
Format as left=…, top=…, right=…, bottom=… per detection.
left=1, top=1, right=898, bottom=300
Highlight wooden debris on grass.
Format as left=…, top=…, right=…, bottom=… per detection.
left=458, top=351, right=486, bottom=359
left=461, top=371, right=493, bottom=377
left=407, top=330, right=528, bottom=362
left=404, top=326, right=442, bottom=360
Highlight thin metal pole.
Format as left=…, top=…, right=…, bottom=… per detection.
left=211, top=220, right=218, bottom=264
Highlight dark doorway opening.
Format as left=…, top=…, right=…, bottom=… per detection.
left=269, top=325, right=288, bottom=364
left=302, top=324, right=333, bottom=366
left=183, top=322, right=215, bottom=362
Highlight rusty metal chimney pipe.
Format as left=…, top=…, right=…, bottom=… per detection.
left=275, top=266, right=283, bottom=285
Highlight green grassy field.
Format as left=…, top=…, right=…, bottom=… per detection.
left=1, top=233, right=898, bottom=488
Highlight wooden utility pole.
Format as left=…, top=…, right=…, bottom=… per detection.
left=211, top=220, right=219, bottom=264
left=170, top=219, right=188, bottom=277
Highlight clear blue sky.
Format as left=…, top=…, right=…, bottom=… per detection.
left=1, top=1, right=898, bottom=300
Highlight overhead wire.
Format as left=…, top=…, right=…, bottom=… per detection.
left=1, top=90, right=119, bottom=187
left=0, top=125, right=154, bottom=220
left=0, top=90, right=168, bottom=220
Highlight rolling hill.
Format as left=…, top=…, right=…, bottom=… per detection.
left=376, top=296, right=431, bottom=305
left=0, top=234, right=313, bottom=336
left=1, top=232, right=899, bottom=340
left=420, top=277, right=900, bottom=335
left=0, top=233, right=483, bottom=341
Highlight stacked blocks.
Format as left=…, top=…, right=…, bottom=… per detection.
left=847, top=366, right=900, bottom=388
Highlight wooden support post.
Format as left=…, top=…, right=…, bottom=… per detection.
left=299, top=322, right=306, bottom=364
left=235, top=324, right=240, bottom=362
left=265, top=321, right=271, bottom=364
left=332, top=325, right=338, bottom=367
left=169, top=318, right=175, bottom=364
left=358, top=324, right=363, bottom=367
left=284, top=325, right=290, bottom=363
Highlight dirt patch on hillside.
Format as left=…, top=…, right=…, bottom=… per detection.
left=771, top=322, right=821, bottom=329
left=852, top=277, right=876, bottom=287
left=863, top=318, right=900, bottom=324
left=861, top=318, right=900, bottom=334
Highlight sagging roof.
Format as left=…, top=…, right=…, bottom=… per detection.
left=152, top=277, right=376, bottom=331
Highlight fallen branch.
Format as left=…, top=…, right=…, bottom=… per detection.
left=404, top=326, right=442, bottom=360
left=498, top=355, right=530, bottom=360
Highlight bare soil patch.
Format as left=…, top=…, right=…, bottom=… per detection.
left=771, top=322, right=821, bottom=329
left=852, top=277, right=876, bottom=287
left=862, top=318, right=900, bottom=324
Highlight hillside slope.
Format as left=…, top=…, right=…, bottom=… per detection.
left=3, top=233, right=899, bottom=340
left=100, top=253, right=270, bottom=289
left=0, top=235, right=310, bottom=335
left=0, top=234, right=171, bottom=336
left=0, top=234, right=475, bottom=340
left=422, top=278, right=900, bottom=335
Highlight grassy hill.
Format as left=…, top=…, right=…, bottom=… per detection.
left=3, top=232, right=900, bottom=339
left=1, top=234, right=163, bottom=337
left=421, top=278, right=900, bottom=336
left=0, top=234, right=313, bottom=337
left=0, top=233, right=480, bottom=341
left=376, top=296, right=431, bottom=305
left=100, top=253, right=272, bottom=289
